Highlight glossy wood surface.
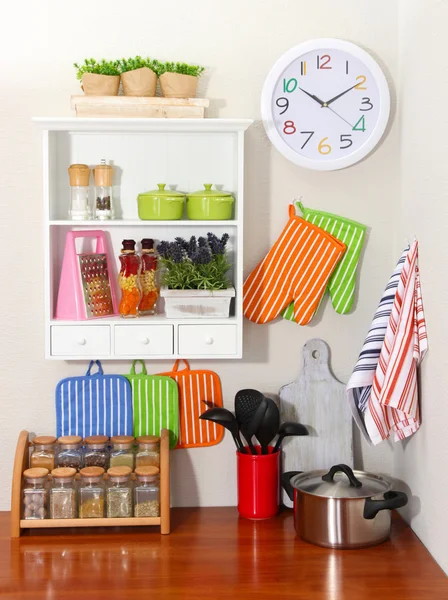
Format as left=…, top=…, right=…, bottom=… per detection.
left=2, top=508, right=446, bottom=599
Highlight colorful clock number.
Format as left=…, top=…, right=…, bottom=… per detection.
left=300, top=131, right=314, bottom=149
left=317, top=55, right=332, bottom=69
left=360, top=97, right=373, bottom=111
left=340, top=134, right=353, bottom=149
left=301, top=61, right=307, bottom=76
left=276, top=97, right=289, bottom=115
left=283, top=121, right=296, bottom=135
left=352, top=115, right=366, bottom=132
left=355, top=75, right=367, bottom=90
left=318, top=137, right=332, bottom=154
left=283, top=78, right=298, bottom=93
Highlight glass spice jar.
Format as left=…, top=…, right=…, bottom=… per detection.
left=50, top=467, right=77, bottom=519
left=106, top=466, right=133, bottom=518
left=56, top=435, right=83, bottom=470
left=83, top=435, right=109, bottom=469
left=118, top=239, right=141, bottom=318
left=135, top=435, right=160, bottom=468
left=30, top=436, right=56, bottom=471
left=109, top=435, right=135, bottom=470
left=68, top=163, right=91, bottom=220
left=134, top=466, right=160, bottom=517
left=138, top=238, right=159, bottom=316
left=23, top=467, right=49, bottom=520
left=78, top=466, right=105, bottom=518
left=94, top=159, right=113, bottom=220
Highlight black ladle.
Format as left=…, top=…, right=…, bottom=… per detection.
left=256, top=397, right=280, bottom=455
left=199, top=407, right=246, bottom=453
left=273, top=422, right=309, bottom=452
left=235, top=389, right=267, bottom=455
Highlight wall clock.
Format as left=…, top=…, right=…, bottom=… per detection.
left=261, top=38, right=390, bottom=171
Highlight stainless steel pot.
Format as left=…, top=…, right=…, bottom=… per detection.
left=282, top=464, right=408, bottom=549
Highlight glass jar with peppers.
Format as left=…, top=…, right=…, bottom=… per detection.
left=118, top=239, right=141, bottom=318
left=138, top=238, right=159, bottom=316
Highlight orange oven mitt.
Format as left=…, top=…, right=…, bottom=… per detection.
left=243, top=205, right=346, bottom=325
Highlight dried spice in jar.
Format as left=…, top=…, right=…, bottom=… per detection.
left=83, top=435, right=109, bottom=469
left=30, top=436, right=56, bottom=471
left=23, top=467, right=49, bottom=520
left=118, top=239, right=141, bottom=318
left=134, top=466, right=160, bottom=517
left=109, top=435, right=135, bottom=469
left=94, top=160, right=113, bottom=220
left=50, top=467, right=77, bottom=519
left=138, top=238, right=159, bottom=315
left=56, top=435, right=83, bottom=470
left=135, top=435, right=160, bottom=468
left=106, top=466, right=133, bottom=518
left=78, top=466, right=105, bottom=518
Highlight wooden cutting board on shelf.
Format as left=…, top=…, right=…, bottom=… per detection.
left=279, top=338, right=353, bottom=508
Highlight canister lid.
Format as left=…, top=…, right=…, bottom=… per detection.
left=110, top=435, right=134, bottom=445
left=51, top=467, right=77, bottom=478
left=32, top=436, right=56, bottom=446
left=136, top=435, right=160, bottom=444
left=68, top=164, right=90, bottom=186
left=135, top=466, right=159, bottom=477
left=80, top=466, right=105, bottom=477
left=23, top=468, right=49, bottom=478
left=58, top=435, right=82, bottom=445
left=84, top=435, right=109, bottom=445
left=107, top=466, right=132, bottom=477
left=94, top=163, right=113, bottom=186
left=187, top=184, right=233, bottom=198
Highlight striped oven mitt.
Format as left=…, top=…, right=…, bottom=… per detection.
left=283, top=201, right=367, bottom=320
left=243, top=205, right=346, bottom=325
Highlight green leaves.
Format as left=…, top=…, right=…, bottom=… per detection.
left=157, top=61, right=205, bottom=77
left=74, top=56, right=205, bottom=79
left=73, top=58, right=120, bottom=79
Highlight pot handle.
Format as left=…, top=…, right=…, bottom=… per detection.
left=322, top=464, right=362, bottom=488
left=281, top=471, right=302, bottom=501
left=363, top=491, right=408, bottom=520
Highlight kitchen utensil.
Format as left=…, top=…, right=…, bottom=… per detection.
left=282, top=464, right=408, bottom=549
left=137, top=184, right=185, bottom=220
left=234, top=389, right=267, bottom=454
left=199, top=407, right=244, bottom=452
left=125, top=360, right=179, bottom=449
left=256, top=397, right=280, bottom=454
left=237, top=446, right=280, bottom=519
left=279, top=339, right=353, bottom=507
left=273, top=422, right=309, bottom=453
left=157, top=360, right=224, bottom=449
left=186, top=184, right=234, bottom=220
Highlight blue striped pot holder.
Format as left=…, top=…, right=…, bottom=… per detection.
left=55, top=360, right=133, bottom=438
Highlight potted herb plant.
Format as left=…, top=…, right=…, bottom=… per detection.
left=157, top=233, right=235, bottom=318
left=157, top=61, right=205, bottom=98
left=74, top=58, right=120, bottom=96
left=118, top=56, right=157, bottom=96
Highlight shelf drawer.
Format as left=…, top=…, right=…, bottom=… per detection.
left=114, top=325, right=174, bottom=356
left=51, top=325, right=110, bottom=356
left=178, top=324, right=238, bottom=356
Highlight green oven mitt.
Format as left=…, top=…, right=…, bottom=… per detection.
left=282, top=201, right=367, bottom=318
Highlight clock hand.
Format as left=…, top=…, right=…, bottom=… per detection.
left=326, top=106, right=354, bottom=129
left=325, top=83, right=358, bottom=106
left=299, top=87, right=325, bottom=107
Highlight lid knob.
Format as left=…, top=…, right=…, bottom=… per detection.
left=157, top=183, right=166, bottom=191
left=204, top=184, right=213, bottom=190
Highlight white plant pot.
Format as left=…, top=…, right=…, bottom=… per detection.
left=160, top=286, right=235, bottom=318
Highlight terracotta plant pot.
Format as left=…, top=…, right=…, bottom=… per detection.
left=81, top=73, right=120, bottom=96
left=159, top=72, right=198, bottom=98
left=121, top=67, right=157, bottom=97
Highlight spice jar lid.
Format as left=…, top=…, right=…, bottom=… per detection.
left=68, top=164, right=90, bottom=187
left=141, top=238, right=154, bottom=250
left=32, top=436, right=57, bottom=445
left=23, top=467, right=49, bottom=478
left=107, top=466, right=132, bottom=477
left=84, top=435, right=109, bottom=445
left=135, top=466, right=160, bottom=477
left=94, top=164, right=113, bottom=186
left=121, top=239, right=136, bottom=252
left=58, top=435, right=82, bottom=445
left=51, top=467, right=77, bottom=478
left=80, top=466, right=105, bottom=477
left=136, top=435, right=160, bottom=444
left=111, top=435, right=134, bottom=445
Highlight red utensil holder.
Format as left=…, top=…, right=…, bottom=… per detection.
left=237, top=445, right=280, bottom=519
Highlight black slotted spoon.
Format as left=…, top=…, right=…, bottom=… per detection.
left=235, top=389, right=268, bottom=455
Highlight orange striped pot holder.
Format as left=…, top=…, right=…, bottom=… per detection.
left=157, top=360, right=224, bottom=449
left=243, top=205, right=346, bottom=325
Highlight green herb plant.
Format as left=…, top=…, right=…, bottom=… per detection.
left=157, top=61, right=205, bottom=77
left=73, top=58, right=120, bottom=80
left=117, top=56, right=158, bottom=74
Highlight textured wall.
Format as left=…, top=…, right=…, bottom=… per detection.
left=0, top=1, right=399, bottom=510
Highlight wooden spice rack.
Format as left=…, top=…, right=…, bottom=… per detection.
left=10, top=429, right=170, bottom=537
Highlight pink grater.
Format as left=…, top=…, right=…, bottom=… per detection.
left=55, top=230, right=118, bottom=320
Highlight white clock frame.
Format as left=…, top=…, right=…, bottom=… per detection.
left=261, top=38, right=391, bottom=171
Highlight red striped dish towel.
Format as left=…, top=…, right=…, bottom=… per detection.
left=346, top=241, right=428, bottom=444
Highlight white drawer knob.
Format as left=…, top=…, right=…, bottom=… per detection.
left=205, top=336, right=214, bottom=345
left=141, top=337, right=150, bottom=345
left=78, top=338, right=87, bottom=346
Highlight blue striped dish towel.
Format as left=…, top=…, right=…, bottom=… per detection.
left=55, top=360, right=133, bottom=438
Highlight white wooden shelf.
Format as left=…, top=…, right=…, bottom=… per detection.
left=50, top=220, right=239, bottom=227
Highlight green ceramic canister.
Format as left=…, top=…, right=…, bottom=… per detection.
left=137, top=184, right=185, bottom=220
left=186, top=184, right=234, bottom=220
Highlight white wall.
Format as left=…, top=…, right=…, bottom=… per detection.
left=393, top=0, right=448, bottom=575
left=0, top=1, right=399, bottom=509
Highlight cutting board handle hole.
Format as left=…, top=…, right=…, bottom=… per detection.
left=312, top=350, right=320, bottom=359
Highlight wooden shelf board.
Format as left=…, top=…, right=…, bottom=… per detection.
left=20, top=517, right=161, bottom=528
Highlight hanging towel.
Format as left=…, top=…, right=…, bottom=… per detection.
left=346, top=241, right=428, bottom=444
left=282, top=201, right=367, bottom=319
left=243, top=205, right=346, bottom=325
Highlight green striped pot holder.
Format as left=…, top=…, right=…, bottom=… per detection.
left=283, top=201, right=367, bottom=319
left=126, top=360, right=179, bottom=449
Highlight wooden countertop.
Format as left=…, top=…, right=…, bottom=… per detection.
left=1, top=507, right=447, bottom=599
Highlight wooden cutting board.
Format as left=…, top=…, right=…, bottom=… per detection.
left=279, top=338, right=353, bottom=508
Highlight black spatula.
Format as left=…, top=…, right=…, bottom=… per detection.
left=199, top=407, right=245, bottom=453
left=256, top=397, right=280, bottom=454
left=235, top=389, right=268, bottom=454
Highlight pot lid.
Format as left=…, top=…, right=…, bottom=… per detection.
left=291, top=464, right=392, bottom=499
left=187, top=184, right=232, bottom=198
left=139, top=184, right=185, bottom=197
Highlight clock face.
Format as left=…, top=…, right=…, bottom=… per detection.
left=261, top=39, right=390, bottom=170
